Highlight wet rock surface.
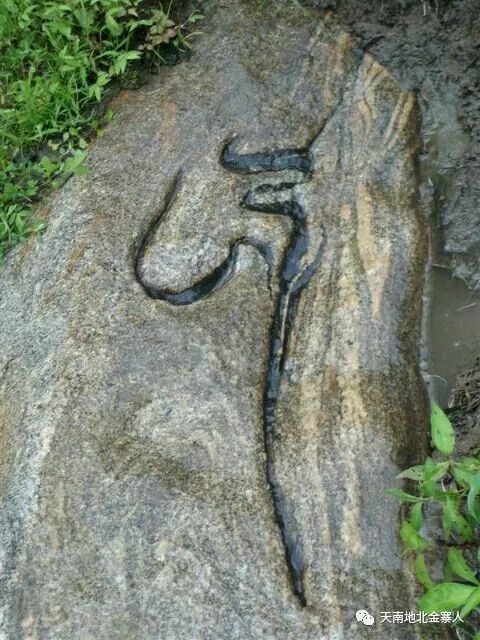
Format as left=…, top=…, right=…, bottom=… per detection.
left=1, top=1, right=429, bottom=638
left=305, top=0, right=480, bottom=290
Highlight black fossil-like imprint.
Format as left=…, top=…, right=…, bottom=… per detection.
left=135, top=137, right=325, bottom=607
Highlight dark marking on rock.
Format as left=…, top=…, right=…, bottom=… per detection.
left=221, top=138, right=326, bottom=607
left=135, top=173, right=245, bottom=305
left=134, top=138, right=325, bottom=607
left=221, top=137, right=312, bottom=175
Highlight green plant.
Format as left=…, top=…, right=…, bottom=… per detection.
left=0, top=0, right=202, bottom=258
left=386, top=402, right=480, bottom=638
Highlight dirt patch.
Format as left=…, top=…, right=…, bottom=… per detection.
left=448, top=356, right=480, bottom=454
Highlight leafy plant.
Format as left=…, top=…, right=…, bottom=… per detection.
left=0, top=0, right=202, bottom=258
left=386, top=402, right=480, bottom=638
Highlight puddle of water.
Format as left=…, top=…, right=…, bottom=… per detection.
left=425, top=266, right=480, bottom=408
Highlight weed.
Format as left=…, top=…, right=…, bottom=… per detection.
left=0, top=0, right=202, bottom=258
left=386, top=403, right=480, bottom=638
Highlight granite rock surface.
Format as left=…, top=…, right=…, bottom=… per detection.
left=0, top=2, right=430, bottom=638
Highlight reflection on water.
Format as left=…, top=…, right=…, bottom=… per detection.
left=425, top=266, right=480, bottom=408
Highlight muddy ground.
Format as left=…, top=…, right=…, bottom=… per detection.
left=305, top=0, right=480, bottom=290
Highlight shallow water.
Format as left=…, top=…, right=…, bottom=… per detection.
left=425, top=265, right=480, bottom=408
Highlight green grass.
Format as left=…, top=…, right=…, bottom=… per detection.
left=0, top=0, right=202, bottom=258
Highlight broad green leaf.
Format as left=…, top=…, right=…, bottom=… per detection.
left=424, top=461, right=450, bottom=483
left=44, top=4, right=72, bottom=14
left=113, top=51, right=141, bottom=75
left=431, top=402, right=455, bottom=455
left=74, top=8, right=93, bottom=32
left=396, top=465, right=424, bottom=481
left=105, top=14, right=121, bottom=36
left=443, top=557, right=454, bottom=581
left=411, top=502, right=424, bottom=531
left=467, top=474, right=480, bottom=522
left=31, top=221, right=46, bottom=234
left=415, top=554, right=434, bottom=590
left=460, top=585, right=480, bottom=619
left=40, top=156, right=58, bottom=177
left=420, top=480, right=436, bottom=498
left=400, top=520, right=430, bottom=552
left=443, top=495, right=475, bottom=542
left=124, top=51, right=142, bottom=61
left=452, top=463, right=475, bottom=489
left=442, top=496, right=457, bottom=538
left=72, top=166, right=89, bottom=176
left=189, top=13, right=205, bottom=23
left=461, top=457, right=480, bottom=471
left=420, top=480, right=449, bottom=501
left=64, top=150, right=87, bottom=173
left=424, top=456, right=435, bottom=476
left=447, top=549, right=478, bottom=584
left=420, top=583, right=475, bottom=614
left=385, top=488, right=422, bottom=503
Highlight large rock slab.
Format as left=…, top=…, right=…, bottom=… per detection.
left=0, top=1, right=429, bottom=638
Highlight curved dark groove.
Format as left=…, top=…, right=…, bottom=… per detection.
left=242, top=188, right=310, bottom=607
left=138, top=239, right=243, bottom=305
left=135, top=174, right=245, bottom=305
left=226, top=141, right=326, bottom=606
left=135, top=171, right=183, bottom=266
left=221, top=137, right=312, bottom=175
left=135, top=140, right=324, bottom=607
